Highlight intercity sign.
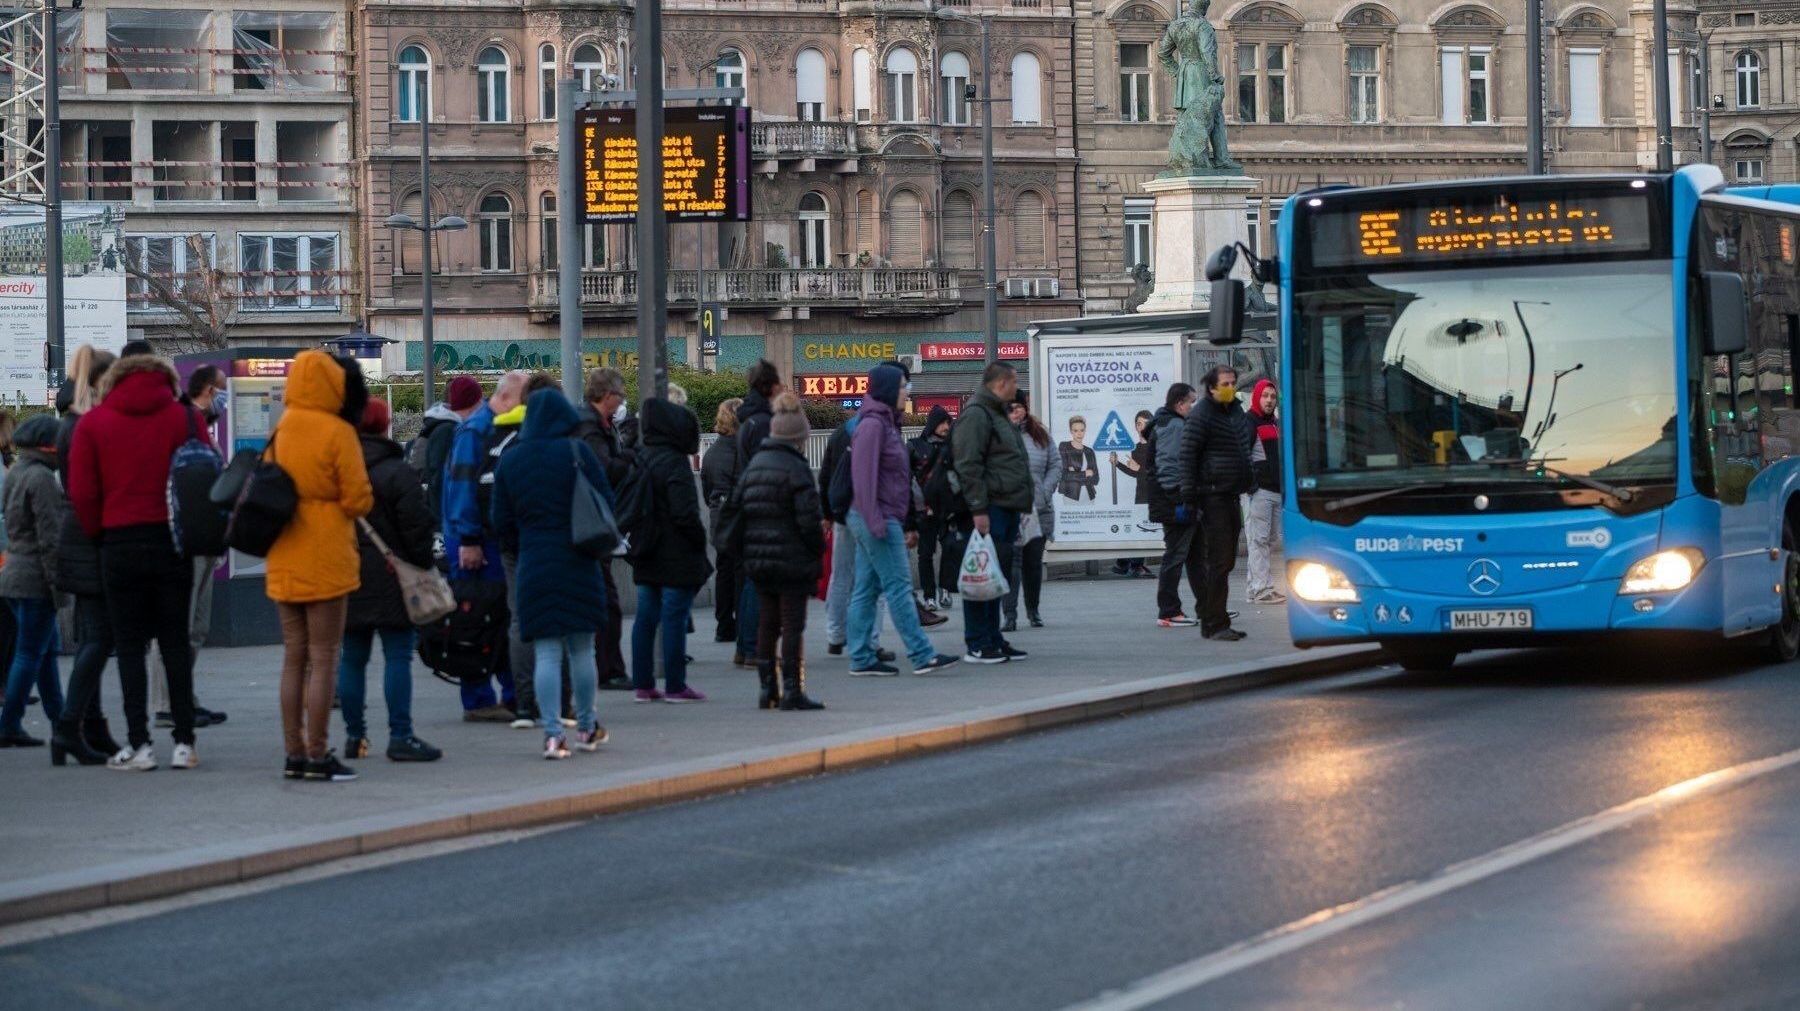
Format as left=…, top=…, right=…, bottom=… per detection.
left=798, top=373, right=869, bottom=399
left=919, top=341, right=1030, bottom=361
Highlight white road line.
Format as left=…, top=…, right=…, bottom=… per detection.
left=1063, top=746, right=1800, bottom=1011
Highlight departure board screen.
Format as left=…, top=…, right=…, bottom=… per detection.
left=581, top=107, right=751, bottom=223
left=1304, top=185, right=1659, bottom=271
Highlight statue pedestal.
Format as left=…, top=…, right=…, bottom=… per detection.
left=1140, top=175, right=1259, bottom=314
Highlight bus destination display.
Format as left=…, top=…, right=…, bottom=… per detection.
left=1307, top=190, right=1655, bottom=269
left=581, top=107, right=751, bottom=223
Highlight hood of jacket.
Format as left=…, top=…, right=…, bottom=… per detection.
left=54, top=378, right=75, bottom=416
left=14, top=414, right=58, bottom=452
left=283, top=350, right=347, bottom=415
left=855, top=392, right=899, bottom=427
left=923, top=404, right=951, bottom=440
left=421, top=401, right=461, bottom=430
left=866, top=365, right=903, bottom=410
left=359, top=432, right=404, bottom=467
left=737, top=388, right=772, bottom=425
left=521, top=388, right=579, bottom=441
left=1248, top=379, right=1276, bottom=421
left=642, top=396, right=699, bottom=454
left=98, top=355, right=181, bottom=417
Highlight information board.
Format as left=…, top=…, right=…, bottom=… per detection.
left=0, top=201, right=127, bottom=405
left=582, top=107, right=752, bottom=223
left=1040, top=339, right=1177, bottom=548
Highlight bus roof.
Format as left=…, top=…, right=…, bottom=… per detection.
left=1292, top=172, right=1666, bottom=205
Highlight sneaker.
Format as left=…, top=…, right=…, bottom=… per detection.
left=936, top=590, right=952, bottom=609
left=169, top=743, right=199, bottom=770
left=850, top=662, right=900, bottom=677
left=573, top=726, right=609, bottom=751
left=964, top=647, right=1010, bottom=665
left=463, top=704, right=516, bottom=723
left=919, top=591, right=939, bottom=613
left=304, top=752, right=357, bottom=782
left=1158, top=614, right=1198, bottom=628
left=1001, top=617, right=1018, bottom=633
left=918, top=608, right=950, bottom=628
left=827, top=642, right=845, bottom=656
left=634, top=688, right=666, bottom=703
left=283, top=755, right=306, bottom=780
left=598, top=677, right=633, bottom=691
left=1255, top=591, right=1288, bottom=604
left=543, top=735, right=572, bottom=760
left=509, top=716, right=537, bottom=730
left=1000, top=644, right=1029, bottom=662
left=877, top=647, right=897, bottom=662
left=664, top=687, right=708, bottom=703
left=1205, top=627, right=1247, bottom=642
left=386, top=736, right=443, bottom=762
left=914, top=653, right=962, bottom=675
left=108, top=744, right=156, bottom=771
left=195, top=705, right=227, bottom=726
left=344, top=736, right=371, bottom=759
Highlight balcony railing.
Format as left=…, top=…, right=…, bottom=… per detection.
left=749, top=121, right=858, bottom=159
left=535, top=267, right=961, bottom=311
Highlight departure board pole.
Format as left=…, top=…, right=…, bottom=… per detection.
left=635, top=0, right=669, bottom=400
left=557, top=77, right=583, bottom=403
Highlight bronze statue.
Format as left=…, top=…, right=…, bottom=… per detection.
left=1157, top=0, right=1239, bottom=176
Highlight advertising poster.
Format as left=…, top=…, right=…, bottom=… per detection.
left=1041, top=340, right=1177, bottom=546
left=0, top=201, right=127, bottom=404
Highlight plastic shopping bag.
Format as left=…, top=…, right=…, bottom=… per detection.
left=958, top=530, right=1010, bottom=602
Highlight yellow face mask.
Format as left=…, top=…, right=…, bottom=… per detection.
left=1213, top=384, right=1237, bottom=404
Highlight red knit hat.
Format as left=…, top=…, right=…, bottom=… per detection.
left=446, top=375, right=483, bottom=411
left=359, top=397, right=392, bottom=436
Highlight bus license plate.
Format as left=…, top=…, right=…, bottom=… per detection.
left=1448, top=608, right=1533, bottom=631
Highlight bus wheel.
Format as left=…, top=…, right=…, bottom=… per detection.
left=1387, top=645, right=1458, bottom=672
left=1772, top=521, right=1800, bottom=663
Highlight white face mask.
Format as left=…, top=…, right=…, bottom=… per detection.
left=612, top=402, right=628, bottom=424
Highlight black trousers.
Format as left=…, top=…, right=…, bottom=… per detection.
left=1157, top=521, right=1206, bottom=620
left=54, top=594, right=113, bottom=740
left=1004, top=536, right=1047, bottom=619
left=714, top=550, right=741, bottom=634
left=102, top=525, right=195, bottom=747
left=755, top=587, right=809, bottom=669
left=596, top=559, right=627, bottom=683
left=1198, top=494, right=1242, bottom=635
left=916, top=514, right=960, bottom=596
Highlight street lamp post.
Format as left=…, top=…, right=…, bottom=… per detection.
left=1653, top=0, right=1673, bottom=172
left=938, top=9, right=999, bottom=364
left=385, top=120, right=466, bottom=412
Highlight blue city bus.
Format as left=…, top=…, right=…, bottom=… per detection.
left=1210, top=165, right=1800, bottom=669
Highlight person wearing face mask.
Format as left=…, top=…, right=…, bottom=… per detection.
left=1178, top=366, right=1255, bottom=641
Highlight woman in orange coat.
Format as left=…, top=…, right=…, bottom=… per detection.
left=264, top=350, right=373, bottom=783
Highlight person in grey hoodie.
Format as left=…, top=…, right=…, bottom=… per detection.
left=0, top=416, right=66, bottom=751
left=1003, top=393, right=1058, bottom=630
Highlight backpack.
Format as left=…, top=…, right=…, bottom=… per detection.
left=923, top=425, right=968, bottom=517
left=224, top=432, right=299, bottom=558
left=168, top=408, right=226, bottom=558
left=611, top=460, right=658, bottom=560
left=415, top=577, right=510, bottom=685
left=404, top=431, right=432, bottom=478
left=826, top=416, right=860, bottom=521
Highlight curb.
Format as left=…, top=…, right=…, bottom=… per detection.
left=0, top=644, right=1382, bottom=927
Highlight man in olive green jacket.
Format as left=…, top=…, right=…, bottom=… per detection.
left=951, top=362, right=1033, bottom=663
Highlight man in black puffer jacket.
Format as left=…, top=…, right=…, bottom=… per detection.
left=1179, top=366, right=1255, bottom=641
left=729, top=359, right=784, bottom=663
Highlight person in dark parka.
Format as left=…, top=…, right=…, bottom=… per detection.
left=628, top=397, right=713, bottom=702
left=50, top=345, right=120, bottom=763
left=1178, top=365, right=1256, bottom=640
left=491, top=388, right=612, bottom=758
left=338, top=398, right=442, bottom=764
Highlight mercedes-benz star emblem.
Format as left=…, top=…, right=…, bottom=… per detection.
left=1467, top=558, right=1502, bottom=596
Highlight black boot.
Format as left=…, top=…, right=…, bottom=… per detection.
left=757, top=660, right=780, bottom=710
left=50, top=727, right=107, bottom=766
left=83, top=718, right=121, bottom=757
left=779, top=660, right=825, bottom=711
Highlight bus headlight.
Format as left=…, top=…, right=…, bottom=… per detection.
left=1290, top=561, right=1359, bottom=603
left=1618, top=548, right=1705, bottom=595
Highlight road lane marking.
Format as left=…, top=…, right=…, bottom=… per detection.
left=1062, top=746, right=1800, bottom=1011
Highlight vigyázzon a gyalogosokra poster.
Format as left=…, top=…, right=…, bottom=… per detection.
left=1042, top=342, right=1176, bottom=546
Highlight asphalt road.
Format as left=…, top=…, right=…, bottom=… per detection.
left=10, top=644, right=1800, bottom=1010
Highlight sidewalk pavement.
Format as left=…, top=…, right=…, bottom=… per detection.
left=0, top=567, right=1377, bottom=924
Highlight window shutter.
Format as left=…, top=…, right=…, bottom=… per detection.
left=943, top=192, right=975, bottom=266
left=888, top=191, right=923, bottom=267
left=1013, top=191, right=1045, bottom=266
left=856, top=191, right=874, bottom=255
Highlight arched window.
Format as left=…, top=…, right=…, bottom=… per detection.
left=885, top=48, right=918, bottom=123
left=1737, top=51, right=1762, bottom=108
left=396, top=45, right=430, bottom=123
left=1012, top=191, right=1046, bottom=265
left=716, top=48, right=745, bottom=100
left=479, top=193, right=513, bottom=272
left=941, top=52, right=971, bottom=126
left=942, top=191, right=976, bottom=267
left=477, top=46, right=510, bottom=123
left=538, top=43, right=557, bottom=121
left=574, top=44, right=605, bottom=92
left=852, top=49, right=873, bottom=123
left=796, top=48, right=827, bottom=121
left=888, top=190, right=923, bottom=266
left=798, top=192, right=831, bottom=267
left=1011, top=52, right=1042, bottom=124
left=540, top=192, right=557, bottom=271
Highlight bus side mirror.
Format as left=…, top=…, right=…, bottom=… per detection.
left=1702, top=271, right=1747, bottom=356
left=1210, top=278, right=1246, bottom=344
left=1204, top=244, right=1237, bottom=281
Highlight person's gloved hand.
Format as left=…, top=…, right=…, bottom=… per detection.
left=1174, top=504, right=1194, bottom=524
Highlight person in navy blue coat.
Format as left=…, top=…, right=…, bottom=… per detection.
left=491, top=388, right=613, bottom=759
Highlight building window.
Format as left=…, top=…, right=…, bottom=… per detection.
left=1348, top=45, right=1380, bottom=124
left=1440, top=46, right=1492, bottom=124
left=1013, top=190, right=1046, bottom=266
left=1011, top=51, right=1042, bottom=124
left=1736, top=158, right=1766, bottom=184
left=1245, top=204, right=1260, bottom=257
left=1235, top=43, right=1286, bottom=124
left=943, top=191, right=976, bottom=267
left=396, top=45, right=430, bottom=123
left=239, top=233, right=338, bottom=310
left=125, top=234, right=215, bottom=307
left=1691, top=54, right=1704, bottom=122
left=798, top=192, right=830, bottom=268
left=538, top=43, right=556, bottom=121
left=540, top=193, right=556, bottom=271
left=1568, top=49, right=1601, bottom=126
left=1124, top=197, right=1152, bottom=270
left=477, top=46, right=510, bottom=123
left=886, top=48, right=918, bottom=123
left=853, top=49, right=873, bottom=123
left=584, top=218, right=606, bottom=269
left=573, top=44, right=605, bottom=92
left=715, top=48, right=745, bottom=101
left=1735, top=12, right=1754, bottom=27
left=1120, top=43, right=1152, bottom=122
left=796, top=47, right=827, bottom=121
left=1736, top=51, right=1762, bottom=108
left=887, top=190, right=923, bottom=266
left=478, top=193, right=513, bottom=272
left=941, top=51, right=971, bottom=126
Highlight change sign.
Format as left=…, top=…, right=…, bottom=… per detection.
left=581, top=107, right=752, bottom=223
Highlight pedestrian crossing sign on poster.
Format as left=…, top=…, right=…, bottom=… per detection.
left=1091, top=411, right=1136, bottom=452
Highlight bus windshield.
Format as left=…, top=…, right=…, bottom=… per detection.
left=1291, top=259, right=1675, bottom=502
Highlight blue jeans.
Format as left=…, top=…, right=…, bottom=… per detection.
left=735, top=577, right=759, bottom=658
left=633, top=585, right=695, bottom=692
left=0, top=597, right=61, bottom=735
left=846, top=511, right=935, bottom=668
left=963, top=507, right=1019, bottom=653
left=825, top=522, right=884, bottom=649
left=337, top=626, right=416, bottom=743
left=533, top=633, right=597, bottom=736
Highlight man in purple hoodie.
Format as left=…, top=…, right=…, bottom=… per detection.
left=845, top=365, right=961, bottom=677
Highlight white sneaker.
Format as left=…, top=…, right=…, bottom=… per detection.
left=543, top=735, right=571, bottom=761
left=170, top=743, right=198, bottom=770
left=936, top=590, right=953, bottom=609
left=509, top=716, right=536, bottom=730
left=108, top=744, right=157, bottom=771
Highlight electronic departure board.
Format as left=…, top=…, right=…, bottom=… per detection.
left=581, top=107, right=752, bottom=223
left=1304, top=186, right=1659, bottom=271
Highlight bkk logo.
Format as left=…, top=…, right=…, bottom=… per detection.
left=1565, top=527, right=1612, bottom=549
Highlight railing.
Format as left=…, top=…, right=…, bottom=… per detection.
left=749, top=121, right=858, bottom=158
left=535, top=267, right=961, bottom=308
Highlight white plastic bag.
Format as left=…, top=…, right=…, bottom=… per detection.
left=958, top=530, right=1010, bottom=602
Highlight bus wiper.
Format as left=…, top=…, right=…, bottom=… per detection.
left=1479, top=458, right=1636, bottom=502
left=1322, top=482, right=1456, bottom=513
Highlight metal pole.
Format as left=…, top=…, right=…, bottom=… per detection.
left=557, top=78, right=583, bottom=403
left=635, top=0, right=668, bottom=400
left=1525, top=0, right=1543, bottom=174
left=43, top=5, right=63, bottom=390
left=979, top=17, right=998, bottom=365
left=1699, top=39, right=1712, bottom=165
left=419, top=115, right=435, bottom=409
left=1652, top=0, right=1673, bottom=172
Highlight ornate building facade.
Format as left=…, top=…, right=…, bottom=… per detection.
left=1696, top=1, right=1800, bottom=184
